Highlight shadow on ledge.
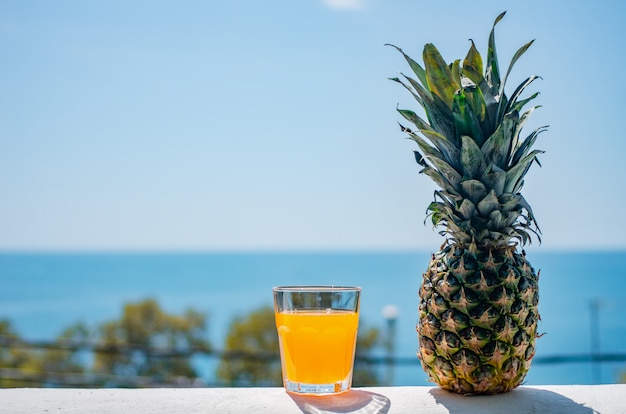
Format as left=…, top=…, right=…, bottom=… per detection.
left=289, top=390, right=391, bottom=414
left=430, top=387, right=597, bottom=414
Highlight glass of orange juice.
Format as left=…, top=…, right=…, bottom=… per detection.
left=273, top=286, right=361, bottom=395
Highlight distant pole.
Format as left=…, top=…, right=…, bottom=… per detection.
left=382, top=305, right=399, bottom=386
left=589, top=299, right=601, bottom=384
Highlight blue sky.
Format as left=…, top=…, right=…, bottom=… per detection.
left=1, top=0, right=625, bottom=251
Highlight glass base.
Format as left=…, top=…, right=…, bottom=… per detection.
left=284, top=378, right=351, bottom=395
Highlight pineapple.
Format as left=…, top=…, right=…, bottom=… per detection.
left=388, top=11, right=547, bottom=394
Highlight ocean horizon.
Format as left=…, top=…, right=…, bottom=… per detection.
left=1, top=249, right=625, bottom=386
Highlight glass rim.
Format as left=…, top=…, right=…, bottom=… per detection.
left=272, top=285, right=361, bottom=292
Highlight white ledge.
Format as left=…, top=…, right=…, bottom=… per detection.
left=1, top=385, right=624, bottom=413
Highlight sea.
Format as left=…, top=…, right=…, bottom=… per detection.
left=1, top=250, right=625, bottom=387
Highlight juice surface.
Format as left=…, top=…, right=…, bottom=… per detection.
left=275, top=309, right=358, bottom=385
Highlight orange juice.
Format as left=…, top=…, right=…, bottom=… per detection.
left=275, top=309, right=359, bottom=388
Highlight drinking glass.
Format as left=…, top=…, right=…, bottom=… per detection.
left=273, top=286, right=361, bottom=395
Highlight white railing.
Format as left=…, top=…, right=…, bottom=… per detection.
left=1, top=385, right=625, bottom=413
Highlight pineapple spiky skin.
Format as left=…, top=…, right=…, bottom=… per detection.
left=418, top=244, right=539, bottom=394
left=388, top=11, right=547, bottom=394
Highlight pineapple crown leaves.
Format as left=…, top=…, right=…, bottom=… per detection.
left=388, top=11, right=548, bottom=248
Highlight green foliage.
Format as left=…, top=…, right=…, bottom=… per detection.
left=93, top=298, right=210, bottom=383
left=353, top=322, right=381, bottom=387
left=0, top=319, right=85, bottom=387
left=1, top=300, right=210, bottom=387
left=216, top=306, right=382, bottom=387
left=217, top=306, right=281, bottom=386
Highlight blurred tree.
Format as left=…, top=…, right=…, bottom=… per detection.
left=352, top=322, right=381, bottom=387
left=0, top=319, right=29, bottom=387
left=36, top=323, right=89, bottom=380
left=0, top=320, right=86, bottom=387
left=217, top=307, right=281, bottom=386
left=93, top=299, right=210, bottom=385
left=216, top=306, right=381, bottom=386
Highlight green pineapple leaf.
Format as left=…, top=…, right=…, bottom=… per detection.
left=427, top=200, right=447, bottom=226
left=386, top=43, right=430, bottom=91
left=486, top=11, right=507, bottom=96
left=499, top=40, right=536, bottom=107
left=509, top=106, right=540, bottom=162
left=487, top=210, right=508, bottom=230
left=477, top=189, right=499, bottom=217
left=481, top=164, right=506, bottom=196
left=408, top=130, right=453, bottom=174
left=481, top=112, right=517, bottom=169
left=460, top=179, right=488, bottom=205
left=397, top=107, right=431, bottom=131
left=453, top=91, right=485, bottom=146
left=462, top=66, right=498, bottom=133
left=428, top=93, right=457, bottom=143
left=422, top=168, right=462, bottom=197
left=428, top=156, right=463, bottom=188
left=402, top=74, right=433, bottom=110
left=389, top=77, right=426, bottom=110
left=503, top=149, right=544, bottom=193
left=401, top=124, right=460, bottom=170
left=458, top=199, right=478, bottom=220
left=511, top=125, right=548, bottom=166
left=463, top=39, right=483, bottom=84
left=423, top=43, right=459, bottom=110
left=506, top=76, right=541, bottom=114
left=463, top=79, right=488, bottom=126
left=508, top=93, right=540, bottom=120
left=451, top=59, right=462, bottom=89
left=460, top=135, right=485, bottom=179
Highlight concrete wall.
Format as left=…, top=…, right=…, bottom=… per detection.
left=2, top=385, right=625, bottom=413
